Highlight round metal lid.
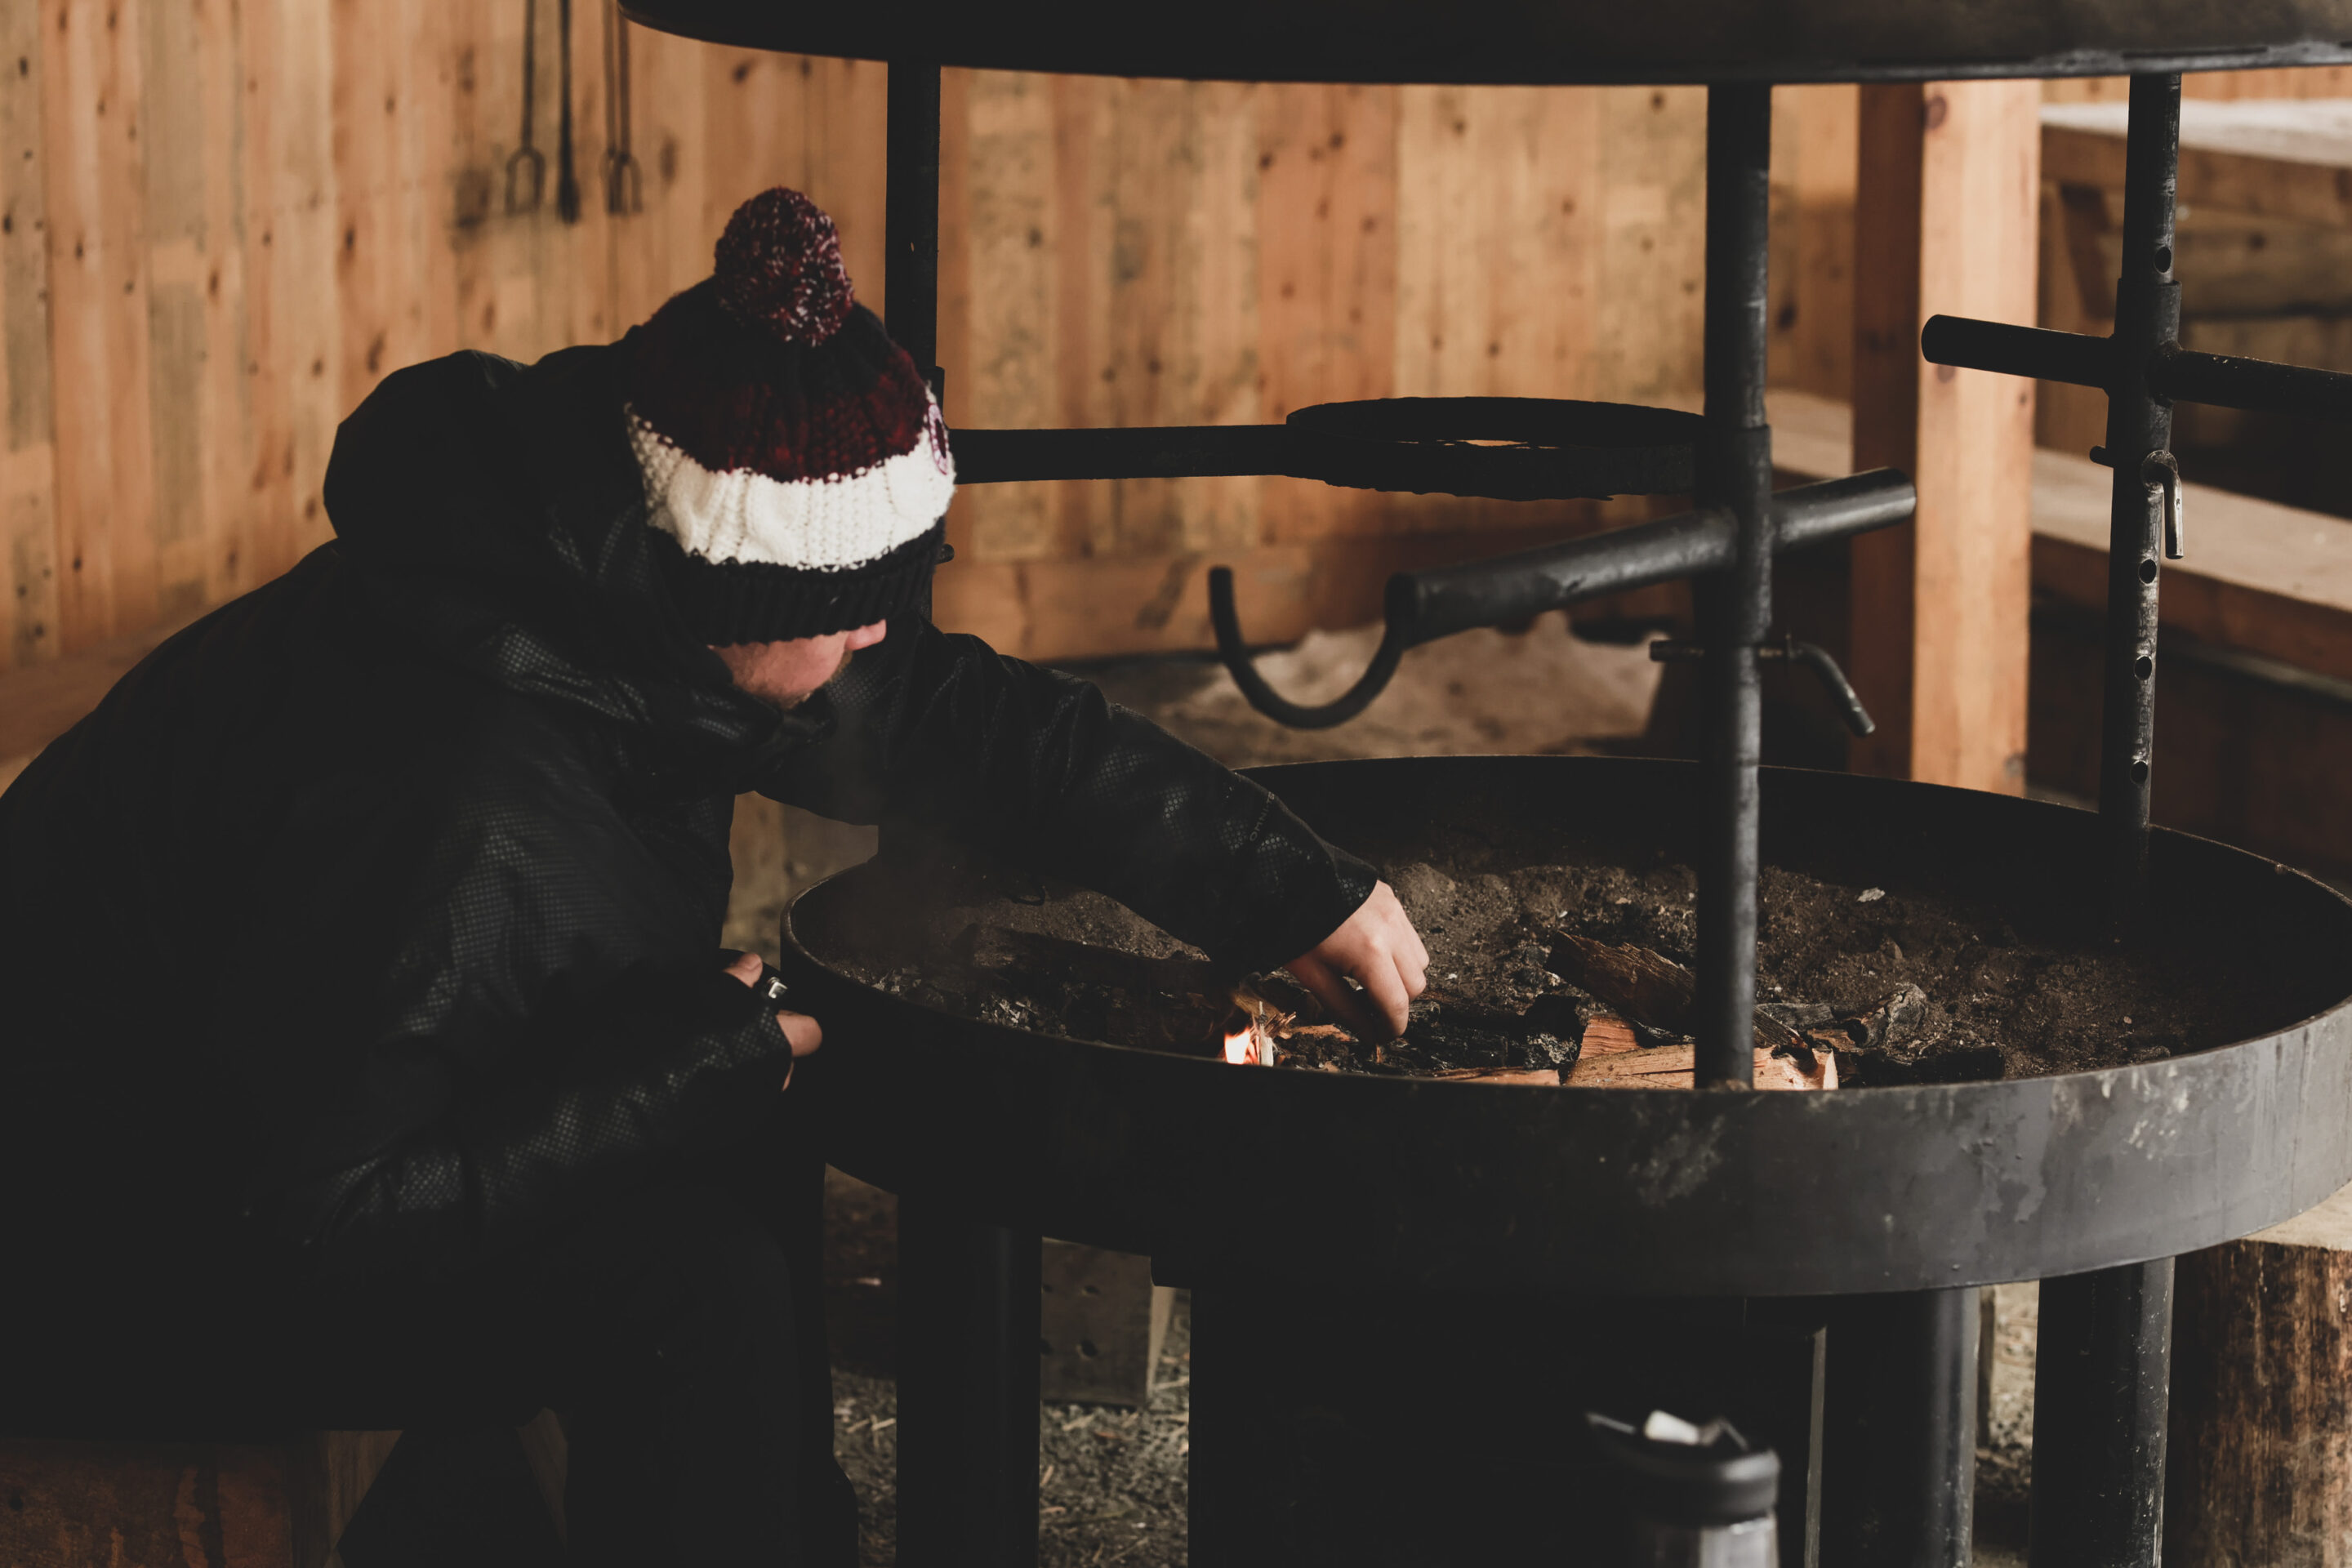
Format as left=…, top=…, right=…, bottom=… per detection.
left=626, top=0, right=2352, bottom=85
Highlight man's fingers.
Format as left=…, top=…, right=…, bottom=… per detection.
left=1285, top=954, right=1374, bottom=1037
left=723, top=951, right=764, bottom=987
left=1354, top=956, right=1413, bottom=1040
left=777, top=1009, right=823, bottom=1056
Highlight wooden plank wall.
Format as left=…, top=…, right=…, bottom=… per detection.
left=6, top=8, right=1882, bottom=675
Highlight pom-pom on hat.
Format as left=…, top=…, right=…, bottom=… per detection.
left=623, top=187, right=955, bottom=645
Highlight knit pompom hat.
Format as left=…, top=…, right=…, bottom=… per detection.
left=623, top=187, right=955, bottom=644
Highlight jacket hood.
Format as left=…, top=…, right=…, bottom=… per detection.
left=323, top=342, right=822, bottom=783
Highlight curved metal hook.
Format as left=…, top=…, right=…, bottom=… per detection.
left=1207, top=566, right=1409, bottom=729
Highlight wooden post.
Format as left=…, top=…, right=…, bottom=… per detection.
left=2167, top=1183, right=2352, bottom=1566
left=1849, top=82, right=2040, bottom=791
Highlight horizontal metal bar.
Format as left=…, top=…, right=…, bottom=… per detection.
left=1775, top=467, right=1927, bottom=550
left=951, top=425, right=1300, bottom=483
left=1922, top=316, right=2112, bottom=390
left=1922, top=316, right=2352, bottom=426
left=2154, top=348, right=2352, bottom=424
left=1400, top=467, right=1915, bottom=642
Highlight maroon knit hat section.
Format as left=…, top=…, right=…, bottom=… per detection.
left=627, top=294, right=935, bottom=483
left=714, top=188, right=857, bottom=346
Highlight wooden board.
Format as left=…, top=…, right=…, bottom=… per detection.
left=8, top=12, right=1741, bottom=678
left=1848, top=80, right=2040, bottom=795
left=2044, top=100, right=2352, bottom=232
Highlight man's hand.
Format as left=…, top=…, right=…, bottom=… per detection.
left=724, top=951, right=824, bottom=1088
left=1284, top=881, right=1429, bottom=1040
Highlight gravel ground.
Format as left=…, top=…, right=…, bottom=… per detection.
left=822, top=1169, right=1194, bottom=1568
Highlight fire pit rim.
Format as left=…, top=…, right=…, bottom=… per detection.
left=782, top=755, right=2352, bottom=1295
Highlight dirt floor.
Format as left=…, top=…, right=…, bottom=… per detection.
left=757, top=618, right=2042, bottom=1564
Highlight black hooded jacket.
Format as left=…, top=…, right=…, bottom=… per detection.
left=0, top=342, right=1374, bottom=1283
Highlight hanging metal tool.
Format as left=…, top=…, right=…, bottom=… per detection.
left=604, top=0, right=643, bottom=215
left=555, top=0, right=582, bottom=223
left=505, top=0, right=546, bottom=212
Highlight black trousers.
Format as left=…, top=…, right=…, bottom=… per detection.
left=11, top=1101, right=858, bottom=1567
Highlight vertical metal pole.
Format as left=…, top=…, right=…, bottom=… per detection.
left=885, top=57, right=942, bottom=622
left=896, top=1203, right=1043, bottom=1568
left=884, top=58, right=942, bottom=388
left=2029, top=73, right=2182, bottom=1568
left=1819, top=1290, right=1978, bottom=1568
left=1695, top=82, right=1775, bottom=1089
left=2096, top=72, right=2180, bottom=915
left=2029, top=1260, right=2175, bottom=1568
left=886, top=60, right=1040, bottom=1568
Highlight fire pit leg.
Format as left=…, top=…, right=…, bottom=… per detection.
left=1693, top=80, right=1774, bottom=1089
left=896, top=1204, right=1043, bottom=1568
left=1818, top=1288, right=1978, bottom=1568
left=1187, top=1284, right=1281, bottom=1563
left=2026, top=1258, right=2174, bottom=1568
left=2019, top=72, right=2182, bottom=1568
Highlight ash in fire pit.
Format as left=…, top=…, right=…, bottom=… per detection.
left=847, top=837, right=2261, bottom=1085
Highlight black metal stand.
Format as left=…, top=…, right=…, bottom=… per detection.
left=1819, top=1290, right=1979, bottom=1568
left=894, top=1200, right=1044, bottom=1568
left=2029, top=1260, right=2175, bottom=1568
left=1694, top=81, right=1774, bottom=1091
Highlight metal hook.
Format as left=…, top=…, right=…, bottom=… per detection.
left=1650, top=635, right=1877, bottom=737
left=1207, top=567, right=1412, bottom=729
left=506, top=0, right=546, bottom=214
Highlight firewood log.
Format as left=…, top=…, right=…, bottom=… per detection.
left=2168, top=1181, right=2352, bottom=1566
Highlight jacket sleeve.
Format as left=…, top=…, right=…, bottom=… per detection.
left=755, top=616, right=1379, bottom=971
left=220, top=755, right=797, bottom=1279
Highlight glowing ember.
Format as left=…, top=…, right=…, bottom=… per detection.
left=1223, top=1025, right=1262, bottom=1065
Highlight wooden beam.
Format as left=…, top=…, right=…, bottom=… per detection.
left=1849, top=81, right=2040, bottom=793
left=2044, top=100, right=2352, bottom=233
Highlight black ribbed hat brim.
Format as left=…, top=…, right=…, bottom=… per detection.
left=654, top=521, right=946, bottom=644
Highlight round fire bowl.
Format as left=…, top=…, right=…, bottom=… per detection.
left=780, top=757, right=2352, bottom=1296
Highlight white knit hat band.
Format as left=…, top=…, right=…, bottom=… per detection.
left=625, top=401, right=956, bottom=572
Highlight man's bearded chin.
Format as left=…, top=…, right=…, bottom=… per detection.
left=746, top=645, right=852, bottom=713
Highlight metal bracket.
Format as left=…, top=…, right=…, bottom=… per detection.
left=1650, top=635, right=1877, bottom=737
left=2141, top=450, right=2185, bottom=560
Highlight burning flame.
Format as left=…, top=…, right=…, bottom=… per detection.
left=1220, top=997, right=1276, bottom=1066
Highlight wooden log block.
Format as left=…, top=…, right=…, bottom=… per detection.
left=2167, top=1181, right=2352, bottom=1566
left=1038, top=1241, right=1176, bottom=1410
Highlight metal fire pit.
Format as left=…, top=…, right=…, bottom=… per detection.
left=786, top=756, right=2352, bottom=1300
left=620, top=2, right=2352, bottom=1563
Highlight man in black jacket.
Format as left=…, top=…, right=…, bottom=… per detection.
left=0, top=189, right=1423, bottom=1561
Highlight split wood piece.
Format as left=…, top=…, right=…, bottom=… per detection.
left=1428, top=1067, right=1564, bottom=1085
left=1568, top=1012, right=1837, bottom=1091
left=2167, top=1179, right=2352, bottom=1566
left=1548, top=933, right=1819, bottom=1058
